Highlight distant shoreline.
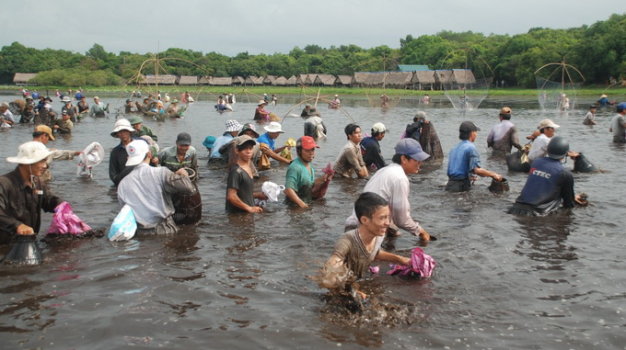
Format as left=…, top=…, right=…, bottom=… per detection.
left=1, top=85, right=624, bottom=98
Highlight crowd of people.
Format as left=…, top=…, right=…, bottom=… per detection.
left=1, top=91, right=623, bottom=301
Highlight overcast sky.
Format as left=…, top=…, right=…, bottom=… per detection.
left=3, top=0, right=624, bottom=56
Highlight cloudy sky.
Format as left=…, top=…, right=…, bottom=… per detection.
left=3, top=0, right=624, bottom=56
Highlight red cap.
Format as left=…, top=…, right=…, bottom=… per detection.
left=297, top=136, right=319, bottom=150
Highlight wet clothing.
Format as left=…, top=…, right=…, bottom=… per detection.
left=528, top=134, right=551, bottom=161
left=226, top=164, right=255, bottom=213
left=345, top=163, right=422, bottom=236
left=254, top=106, right=270, bottom=121
left=583, top=111, right=596, bottom=125
left=135, top=125, right=158, bottom=141
left=109, top=142, right=134, bottom=186
left=0, top=167, right=61, bottom=243
left=1, top=109, right=16, bottom=126
left=331, top=229, right=384, bottom=281
left=598, top=97, right=610, bottom=107
left=610, top=113, right=626, bottom=143
left=509, top=157, right=576, bottom=216
left=117, top=163, right=195, bottom=233
left=487, top=120, right=521, bottom=154
left=210, top=134, right=234, bottom=159
left=405, top=121, right=424, bottom=142
left=158, top=146, right=198, bottom=173
left=303, top=116, right=326, bottom=140
left=54, top=118, right=73, bottom=134
left=257, top=133, right=276, bottom=150
left=34, top=107, right=55, bottom=127
left=62, top=104, right=78, bottom=122
left=77, top=100, right=89, bottom=114
left=300, top=107, right=320, bottom=117
left=334, top=140, right=366, bottom=178
left=446, top=140, right=481, bottom=192
left=90, top=102, right=107, bottom=117
left=285, top=157, right=315, bottom=205
left=360, top=136, right=386, bottom=170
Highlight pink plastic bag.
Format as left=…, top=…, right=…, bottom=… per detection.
left=387, top=247, right=436, bottom=278
left=47, top=201, right=92, bottom=235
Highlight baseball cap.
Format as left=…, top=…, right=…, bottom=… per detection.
left=34, top=124, right=55, bottom=140
left=234, top=135, right=257, bottom=148
left=499, top=106, right=512, bottom=116
left=176, top=132, right=192, bottom=146
left=616, top=102, right=626, bottom=112
left=459, top=121, right=480, bottom=133
left=296, top=136, right=319, bottom=150
left=537, top=119, right=560, bottom=130
left=125, top=140, right=150, bottom=166
left=394, top=138, right=430, bottom=161
left=371, top=122, right=386, bottom=134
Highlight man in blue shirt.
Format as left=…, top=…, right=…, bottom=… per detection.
left=360, top=122, right=387, bottom=171
left=446, top=121, right=503, bottom=192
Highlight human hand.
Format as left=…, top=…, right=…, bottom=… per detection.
left=248, top=206, right=264, bottom=213
left=16, top=224, right=35, bottom=235
left=175, top=168, right=188, bottom=176
left=493, top=173, right=503, bottom=182
left=567, top=151, right=580, bottom=159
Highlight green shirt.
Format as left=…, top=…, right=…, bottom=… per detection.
left=285, top=157, right=315, bottom=203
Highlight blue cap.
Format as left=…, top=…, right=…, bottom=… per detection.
left=616, top=102, right=626, bottom=112
left=394, top=138, right=430, bottom=161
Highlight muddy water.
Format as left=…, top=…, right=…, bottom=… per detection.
left=0, top=94, right=624, bottom=349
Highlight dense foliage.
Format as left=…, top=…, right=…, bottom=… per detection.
left=1, top=13, right=624, bottom=87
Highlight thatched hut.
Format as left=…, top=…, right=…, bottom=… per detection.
left=178, top=76, right=198, bottom=85
left=273, top=76, right=287, bottom=86
left=434, top=70, right=454, bottom=89
left=366, top=73, right=386, bottom=87
left=335, top=75, right=353, bottom=87
left=245, top=76, right=264, bottom=86
left=451, top=69, right=477, bottom=87
left=286, top=75, right=297, bottom=86
left=13, top=73, right=37, bottom=85
left=383, top=72, right=413, bottom=89
left=353, top=72, right=371, bottom=87
left=296, top=74, right=315, bottom=86
left=142, top=74, right=177, bottom=85
left=414, top=70, right=436, bottom=90
left=263, top=75, right=276, bottom=85
left=209, top=77, right=232, bottom=86
left=313, top=74, right=337, bottom=86
left=232, top=76, right=245, bottom=85
left=198, top=76, right=211, bottom=85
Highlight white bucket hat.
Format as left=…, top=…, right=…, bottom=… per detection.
left=225, top=119, right=243, bottom=133
left=264, top=121, right=284, bottom=133
left=61, top=96, right=72, bottom=103
left=7, top=141, right=52, bottom=165
left=110, top=118, right=134, bottom=137
left=125, top=140, right=150, bottom=166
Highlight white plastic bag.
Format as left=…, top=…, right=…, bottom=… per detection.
left=107, top=205, right=137, bottom=241
left=262, top=181, right=285, bottom=202
left=77, top=142, right=105, bottom=178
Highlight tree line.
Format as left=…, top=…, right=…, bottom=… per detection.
left=0, top=13, right=624, bottom=88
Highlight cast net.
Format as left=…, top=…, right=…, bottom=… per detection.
left=438, top=49, right=493, bottom=111
left=534, top=62, right=584, bottom=111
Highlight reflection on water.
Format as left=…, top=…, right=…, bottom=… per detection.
left=0, top=93, right=625, bottom=348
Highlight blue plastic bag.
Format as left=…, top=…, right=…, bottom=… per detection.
left=108, top=205, right=137, bottom=241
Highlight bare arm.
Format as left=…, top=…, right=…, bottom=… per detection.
left=375, top=250, right=410, bottom=266
left=227, top=188, right=263, bottom=213
left=284, top=187, right=308, bottom=208
left=473, top=167, right=502, bottom=181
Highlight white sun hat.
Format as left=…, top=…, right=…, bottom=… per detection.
left=264, top=121, right=284, bottom=133
left=7, top=141, right=52, bottom=165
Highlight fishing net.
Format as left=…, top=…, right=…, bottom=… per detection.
left=439, top=69, right=492, bottom=110
left=534, top=62, right=584, bottom=111
left=535, top=76, right=581, bottom=111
